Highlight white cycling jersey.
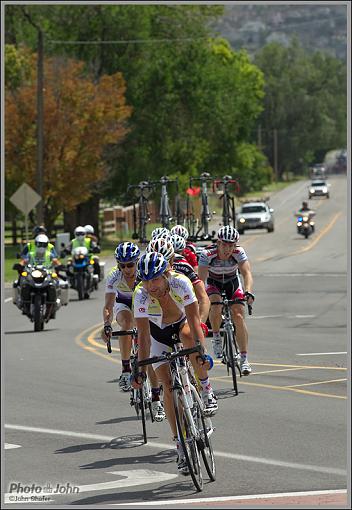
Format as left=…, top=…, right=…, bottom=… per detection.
left=133, top=271, right=197, bottom=328
left=105, top=265, right=134, bottom=306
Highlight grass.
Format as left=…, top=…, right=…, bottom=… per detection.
left=4, top=245, right=21, bottom=284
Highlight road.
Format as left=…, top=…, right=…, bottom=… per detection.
left=3, top=175, right=348, bottom=507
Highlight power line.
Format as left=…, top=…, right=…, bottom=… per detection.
left=48, top=37, right=208, bottom=45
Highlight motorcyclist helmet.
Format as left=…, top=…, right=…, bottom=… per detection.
left=114, top=242, right=140, bottom=263
left=171, top=233, right=186, bottom=253
left=138, top=252, right=168, bottom=280
left=146, top=238, right=174, bottom=261
left=35, top=234, right=49, bottom=256
left=170, top=225, right=189, bottom=240
left=217, top=225, right=240, bottom=243
left=302, top=201, right=308, bottom=209
left=84, top=224, right=94, bottom=235
left=74, top=226, right=86, bottom=239
left=32, top=225, right=47, bottom=237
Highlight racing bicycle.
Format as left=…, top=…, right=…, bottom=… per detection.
left=106, top=328, right=154, bottom=444
left=138, top=338, right=216, bottom=492
left=211, top=292, right=252, bottom=395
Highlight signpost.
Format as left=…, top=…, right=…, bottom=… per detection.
left=9, top=183, right=42, bottom=243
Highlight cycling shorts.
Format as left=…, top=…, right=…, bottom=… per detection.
left=206, top=277, right=245, bottom=304
left=149, top=316, right=187, bottom=370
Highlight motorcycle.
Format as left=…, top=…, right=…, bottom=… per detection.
left=296, top=213, right=315, bottom=239
left=12, top=263, right=68, bottom=332
left=67, top=246, right=98, bottom=300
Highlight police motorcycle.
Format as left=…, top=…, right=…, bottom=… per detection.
left=12, top=263, right=68, bottom=332
left=295, top=212, right=315, bottom=239
left=67, top=246, right=98, bottom=300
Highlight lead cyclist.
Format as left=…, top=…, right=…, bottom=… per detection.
left=132, top=251, right=217, bottom=475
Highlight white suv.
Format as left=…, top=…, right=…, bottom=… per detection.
left=236, top=201, right=274, bottom=234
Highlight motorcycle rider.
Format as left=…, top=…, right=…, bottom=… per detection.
left=64, top=226, right=100, bottom=284
left=20, top=225, right=57, bottom=260
left=84, top=224, right=101, bottom=280
left=297, top=201, right=315, bottom=233
left=16, top=234, right=64, bottom=317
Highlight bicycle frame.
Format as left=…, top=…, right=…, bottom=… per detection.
left=213, top=176, right=240, bottom=228
left=127, top=182, right=154, bottom=244
left=189, top=172, right=214, bottom=241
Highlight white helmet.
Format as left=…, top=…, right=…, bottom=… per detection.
left=84, top=224, right=94, bottom=234
left=217, top=225, right=239, bottom=243
left=171, top=233, right=186, bottom=253
left=146, top=238, right=174, bottom=261
left=35, top=234, right=49, bottom=255
left=151, top=227, right=171, bottom=240
left=171, top=225, right=189, bottom=240
left=74, top=226, right=86, bottom=238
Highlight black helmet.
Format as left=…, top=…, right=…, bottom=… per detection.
left=302, top=201, right=308, bottom=208
left=33, top=225, right=47, bottom=237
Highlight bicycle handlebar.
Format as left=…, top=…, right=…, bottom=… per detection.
left=138, top=344, right=202, bottom=368
left=211, top=299, right=253, bottom=314
left=106, top=328, right=138, bottom=353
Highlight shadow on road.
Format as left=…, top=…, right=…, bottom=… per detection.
left=215, top=388, right=245, bottom=400
left=5, top=329, right=59, bottom=334
left=70, top=479, right=202, bottom=505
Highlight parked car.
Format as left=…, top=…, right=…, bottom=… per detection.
left=236, top=200, right=274, bottom=234
left=308, top=180, right=330, bottom=199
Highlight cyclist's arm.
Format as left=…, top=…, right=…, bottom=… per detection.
left=135, top=317, right=151, bottom=370
left=103, top=293, right=116, bottom=325
left=197, top=265, right=209, bottom=284
left=185, top=301, right=205, bottom=348
left=193, top=281, right=210, bottom=323
left=239, top=260, right=253, bottom=294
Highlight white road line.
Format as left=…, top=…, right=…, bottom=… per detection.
left=296, top=352, right=347, bottom=356
left=4, top=297, right=12, bottom=303
left=5, top=424, right=346, bottom=476
left=111, top=489, right=347, bottom=506
left=4, top=443, right=22, bottom=449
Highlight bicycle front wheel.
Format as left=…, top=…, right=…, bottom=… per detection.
left=173, top=389, right=203, bottom=492
left=138, top=388, right=148, bottom=444
left=191, top=386, right=216, bottom=481
left=223, top=330, right=238, bottom=395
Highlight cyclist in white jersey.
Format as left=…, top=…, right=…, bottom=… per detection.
left=132, top=251, right=217, bottom=474
left=101, top=242, right=165, bottom=421
left=198, top=226, right=255, bottom=375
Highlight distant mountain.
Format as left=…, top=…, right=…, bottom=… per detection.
left=211, top=4, right=347, bottom=61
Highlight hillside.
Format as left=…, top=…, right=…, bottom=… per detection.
left=212, top=4, right=347, bottom=61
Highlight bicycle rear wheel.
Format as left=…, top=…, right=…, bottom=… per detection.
left=173, top=388, right=203, bottom=492
left=138, top=388, right=148, bottom=444
left=191, top=386, right=216, bottom=481
left=223, top=330, right=238, bottom=395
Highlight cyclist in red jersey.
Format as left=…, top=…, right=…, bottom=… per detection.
left=171, top=225, right=198, bottom=271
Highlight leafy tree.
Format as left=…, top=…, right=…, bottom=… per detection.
left=254, top=39, right=347, bottom=176
left=5, top=54, right=132, bottom=231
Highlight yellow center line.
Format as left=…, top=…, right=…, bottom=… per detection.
left=285, top=378, right=347, bottom=388
left=211, top=376, right=347, bottom=400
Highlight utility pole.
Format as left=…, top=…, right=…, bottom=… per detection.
left=21, top=7, right=44, bottom=224
left=36, top=28, right=44, bottom=224
left=273, top=128, right=279, bottom=181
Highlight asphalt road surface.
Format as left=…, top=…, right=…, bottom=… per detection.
left=3, top=175, right=348, bottom=508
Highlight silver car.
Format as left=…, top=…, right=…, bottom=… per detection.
left=236, top=201, right=274, bottom=234
left=308, top=180, right=330, bottom=199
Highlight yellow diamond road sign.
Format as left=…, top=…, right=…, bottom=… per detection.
left=10, top=183, right=41, bottom=215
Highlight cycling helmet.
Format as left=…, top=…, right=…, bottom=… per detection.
left=217, top=225, right=240, bottom=243
left=171, top=233, right=186, bottom=253
left=138, top=252, right=168, bottom=280
left=84, top=224, right=94, bottom=234
left=115, top=242, right=140, bottom=263
left=146, top=238, right=174, bottom=261
left=170, top=225, right=189, bottom=240
left=74, top=226, right=86, bottom=238
left=151, top=227, right=170, bottom=240
left=32, top=225, right=47, bottom=237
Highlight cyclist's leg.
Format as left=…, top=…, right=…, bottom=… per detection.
left=115, top=305, right=133, bottom=389
left=154, top=362, right=176, bottom=435
left=230, top=283, right=251, bottom=375
left=207, top=282, right=223, bottom=358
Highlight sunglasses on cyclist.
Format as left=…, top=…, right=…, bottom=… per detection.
left=119, top=262, right=135, bottom=269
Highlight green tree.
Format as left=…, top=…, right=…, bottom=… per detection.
left=254, top=39, right=347, bottom=176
